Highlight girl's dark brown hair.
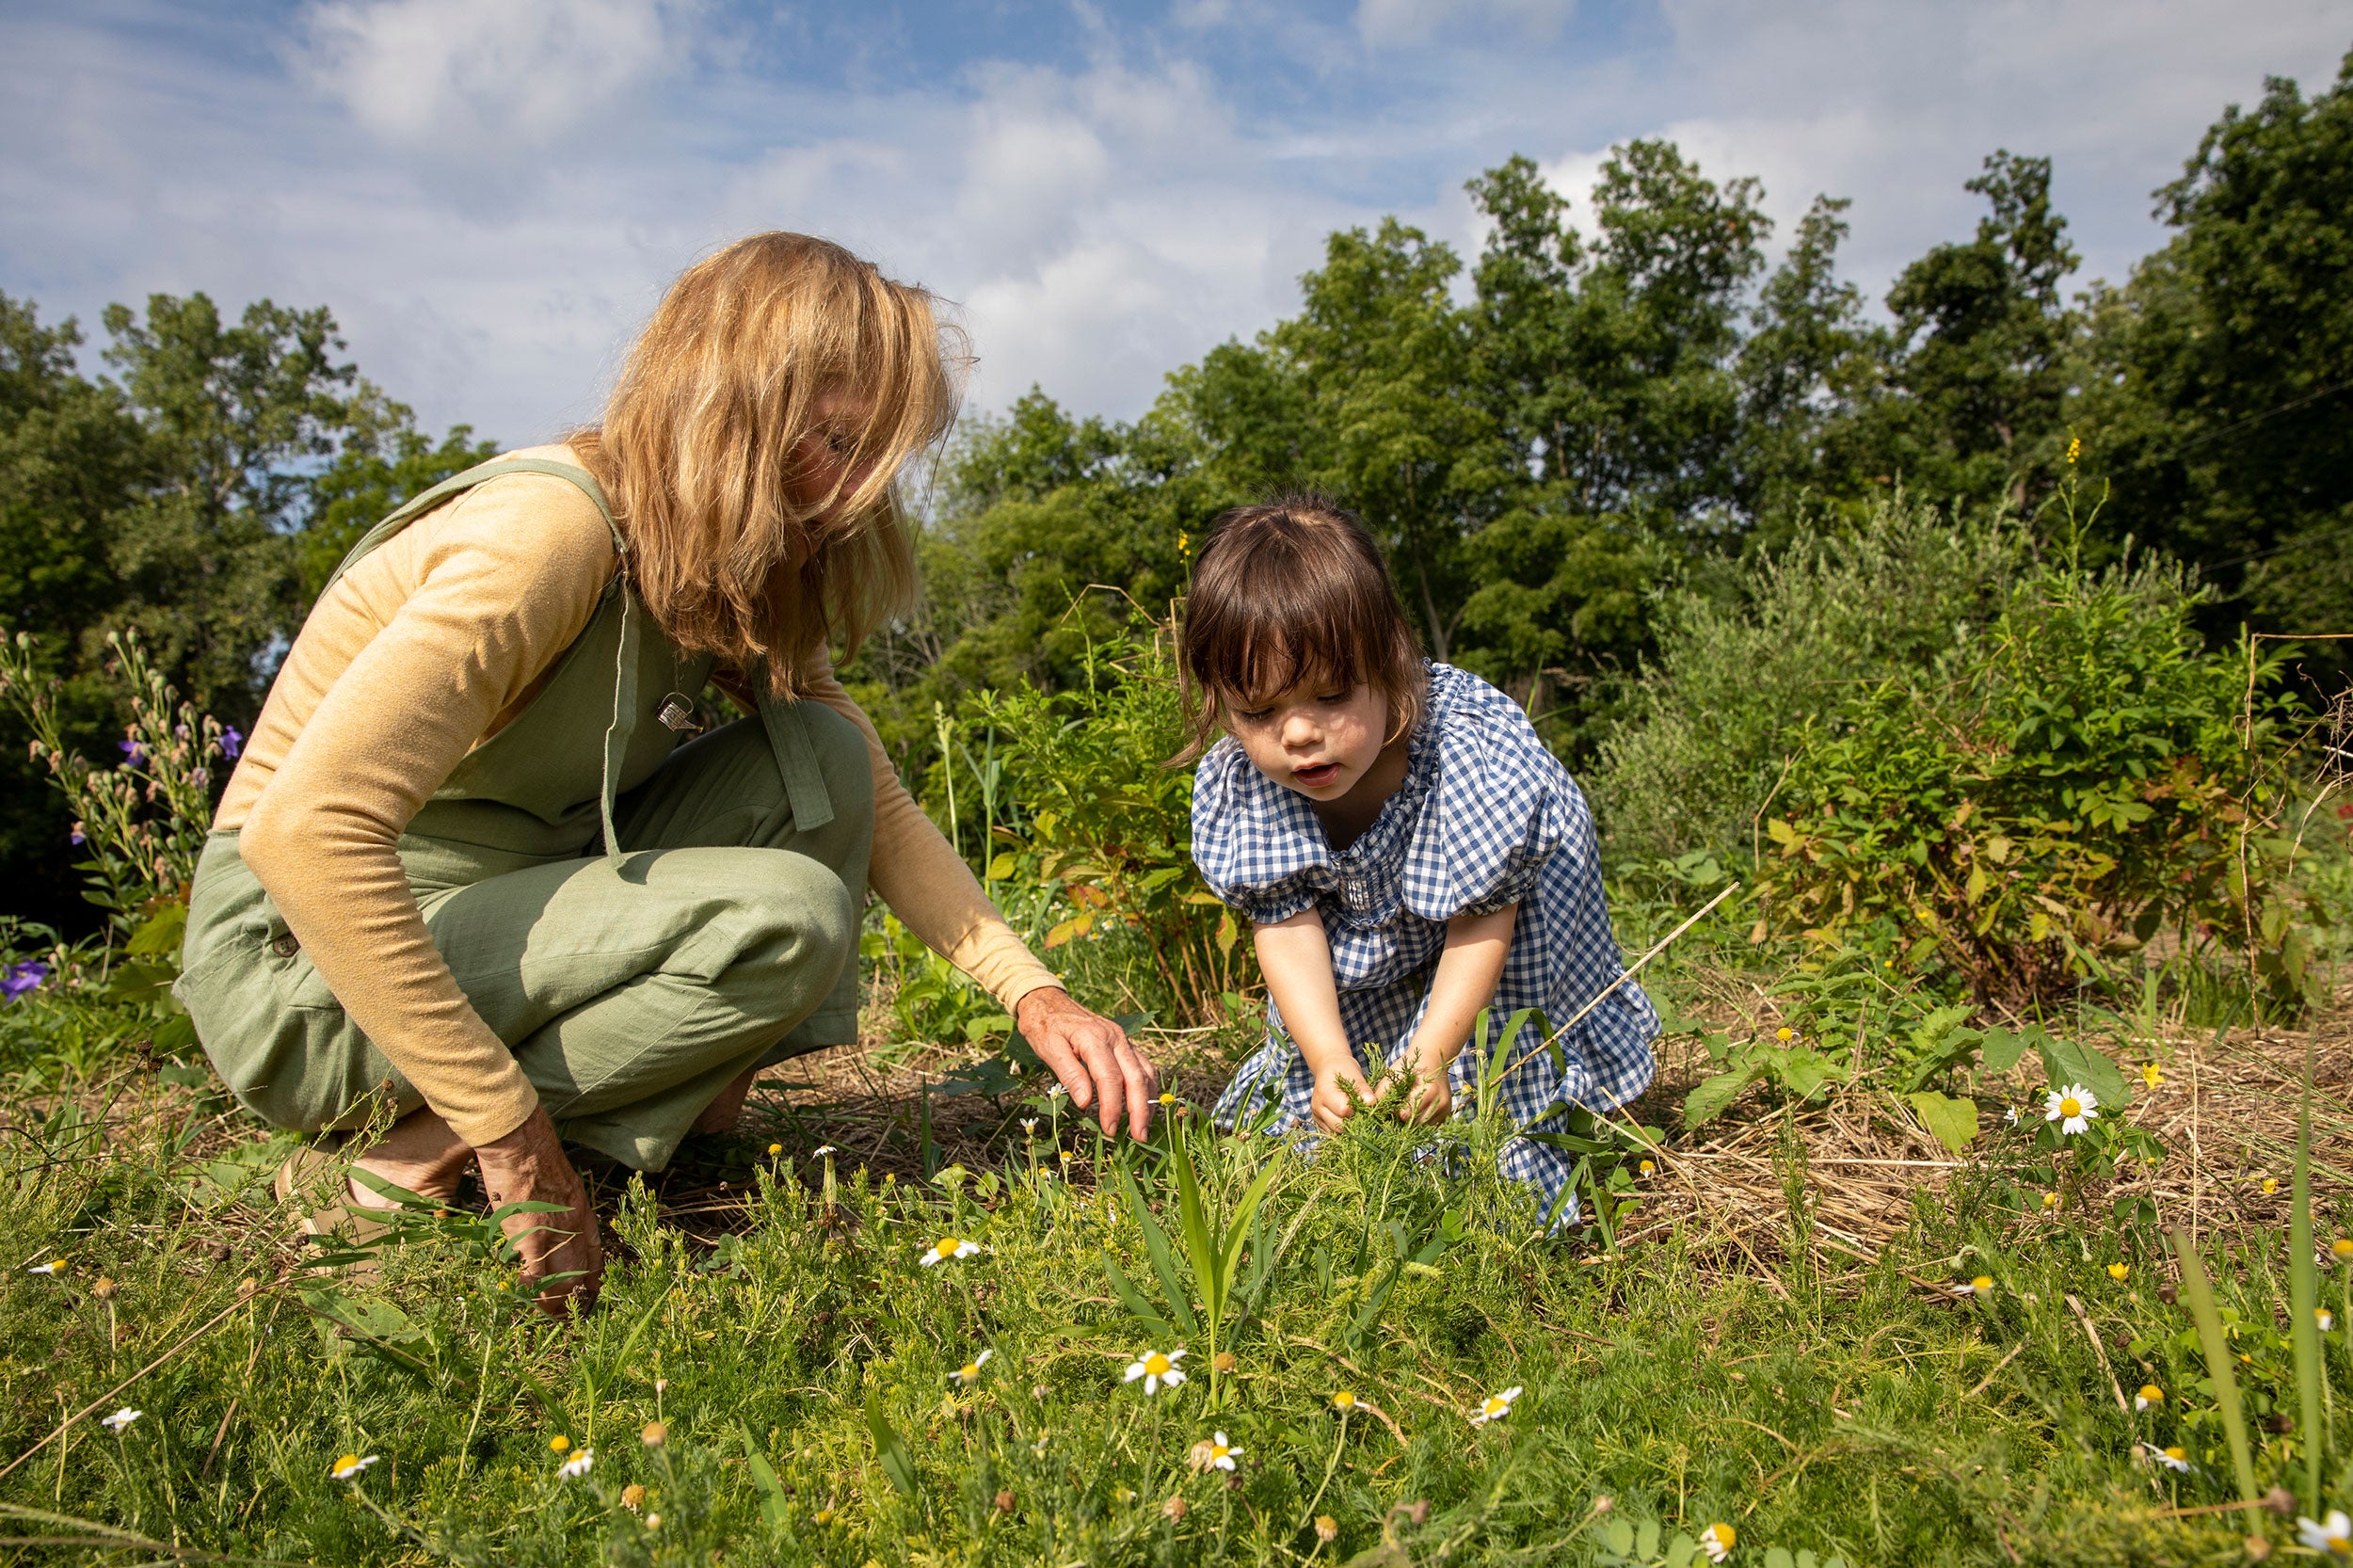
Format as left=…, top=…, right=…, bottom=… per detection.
left=1174, top=494, right=1428, bottom=763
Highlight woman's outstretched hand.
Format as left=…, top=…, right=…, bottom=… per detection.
left=474, top=1107, right=604, bottom=1317
left=1016, top=987, right=1160, bottom=1140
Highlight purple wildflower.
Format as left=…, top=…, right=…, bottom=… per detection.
left=2, top=961, right=50, bottom=1002
left=219, top=727, right=243, bottom=760
left=120, top=739, right=145, bottom=766
left=70, top=823, right=85, bottom=845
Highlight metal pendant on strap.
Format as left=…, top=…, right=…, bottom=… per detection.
left=656, top=692, right=702, bottom=735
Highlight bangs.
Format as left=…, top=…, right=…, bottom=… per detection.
left=1173, top=495, right=1427, bottom=763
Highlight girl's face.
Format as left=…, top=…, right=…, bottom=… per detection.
left=1225, top=679, right=1391, bottom=802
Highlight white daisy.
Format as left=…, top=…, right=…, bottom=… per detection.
left=1951, top=1275, right=1993, bottom=1299
left=329, top=1453, right=379, bottom=1480
left=26, top=1259, right=65, bottom=1275
left=811, top=1144, right=838, bottom=1158
left=950, top=1349, right=994, bottom=1386
left=2321, top=1307, right=2337, bottom=1333
left=2044, top=1083, right=2099, bottom=1136
left=920, top=1236, right=981, bottom=1266
left=1699, top=1522, right=1736, bottom=1562
left=2135, top=1384, right=2162, bottom=1411
left=558, top=1447, right=594, bottom=1479
left=1202, top=1431, right=1241, bottom=1471
left=2004, top=1106, right=2020, bottom=1127
left=100, top=1408, right=141, bottom=1432
left=2298, top=1512, right=2353, bottom=1557
left=1469, top=1385, right=1523, bottom=1426
left=1123, top=1347, right=1187, bottom=1395
left=2140, top=1443, right=2192, bottom=1472
left=1020, top=1119, right=1038, bottom=1135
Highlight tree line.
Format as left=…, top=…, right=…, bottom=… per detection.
left=4, top=50, right=2349, bottom=930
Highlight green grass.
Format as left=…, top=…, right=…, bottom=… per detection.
left=4, top=1058, right=2345, bottom=1568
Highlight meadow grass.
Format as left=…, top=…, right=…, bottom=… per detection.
left=4, top=1038, right=2343, bottom=1568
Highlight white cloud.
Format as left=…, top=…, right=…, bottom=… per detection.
left=293, top=0, right=680, bottom=158
left=1356, top=0, right=1576, bottom=48
left=2, top=0, right=2345, bottom=456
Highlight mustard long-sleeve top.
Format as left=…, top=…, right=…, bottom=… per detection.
left=217, top=445, right=1060, bottom=1147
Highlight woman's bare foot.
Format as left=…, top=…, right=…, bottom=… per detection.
left=688, top=1062, right=764, bottom=1136
left=347, top=1106, right=472, bottom=1210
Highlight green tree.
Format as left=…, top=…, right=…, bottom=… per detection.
left=0, top=291, right=494, bottom=930
left=2073, top=48, right=2353, bottom=654
left=1836, top=152, right=2079, bottom=509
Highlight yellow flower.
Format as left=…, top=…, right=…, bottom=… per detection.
left=1774, top=1027, right=1793, bottom=1043
left=2141, top=1062, right=2162, bottom=1089
left=2107, top=1263, right=2130, bottom=1282
left=2066, top=435, right=2082, bottom=465
left=767, top=1143, right=782, bottom=1156
left=2136, top=1384, right=2163, bottom=1411
left=1638, top=1159, right=1656, bottom=1176
left=549, top=1434, right=570, bottom=1453
left=1332, top=1390, right=1357, bottom=1411
left=2263, top=1178, right=2280, bottom=1195
left=1158, top=1092, right=1176, bottom=1106
left=2333, top=1238, right=2353, bottom=1262
left=2042, top=1192, right=2060, bottom=1210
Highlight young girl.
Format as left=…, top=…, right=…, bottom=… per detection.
left=1180, top=497, right=1657, bottom=1224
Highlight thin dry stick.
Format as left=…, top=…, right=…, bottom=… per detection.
left=1497, top=882, right=1740, bottom=1084
left=1963, top=1340, right=2029, bottom=1400
left=0, top=1292, right=262, bottom=1483
left=2065, top=1293, right=2132, bottom=1417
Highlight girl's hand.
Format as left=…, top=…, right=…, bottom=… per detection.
left=1398, top=1059, right=1452, bottom=1125
left=1309, top=1055, right=1377, bottom=1134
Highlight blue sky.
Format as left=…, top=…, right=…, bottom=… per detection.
left=4, top=1, right=2345, bottom=446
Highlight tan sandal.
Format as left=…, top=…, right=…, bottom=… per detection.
left=275, top=1144, right=392, bottom=1272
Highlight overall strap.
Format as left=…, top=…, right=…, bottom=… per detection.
left=316, top=456, right=624, bottom=597
left=313, top=456, right=640, bottom=863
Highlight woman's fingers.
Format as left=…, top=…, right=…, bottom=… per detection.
left=475, top=1107, right=603, bottom=1317
left=1015, top=987, right=1160, bottom=1140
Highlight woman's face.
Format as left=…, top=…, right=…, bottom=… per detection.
left=787, top=390, right=884, bottom=520
left=1225, top=679, right=1390, bottom=802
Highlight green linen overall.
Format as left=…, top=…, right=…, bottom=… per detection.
left=174, top=457, right=872, bottom=1171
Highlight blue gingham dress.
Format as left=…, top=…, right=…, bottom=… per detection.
left=1195, top=663, right=1658, bottom=1224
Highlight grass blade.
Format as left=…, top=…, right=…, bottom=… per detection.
left=864, top=1387, right=920, bottom=1498
left=1168, top=1118, right=1220, bottom=1318
left=740, top=1424, right=791, bottom=1530
left=2169, top=1226, right=2261, bottom=1506
left=2292, top=1036, right=2324, bottom=1510
left=1101, top=1252, right=1175, bottom=1336
left=1116, top=1162, right=1199, bottom=1335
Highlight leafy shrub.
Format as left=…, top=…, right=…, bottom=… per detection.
left=969, top=627, right=1252, bottom=1025
left=1593, top=493, right=2025, bottom=861
left=1753, top=542, right=2313, bottom=1013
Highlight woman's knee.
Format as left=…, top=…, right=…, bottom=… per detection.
left=708, top=852, right=856, bottom=1023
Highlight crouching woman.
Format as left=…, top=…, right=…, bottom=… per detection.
left=175, top=233, right=1158, bottom=1313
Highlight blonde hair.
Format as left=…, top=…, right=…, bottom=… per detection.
left=570, top=232, right=963, bottom=697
